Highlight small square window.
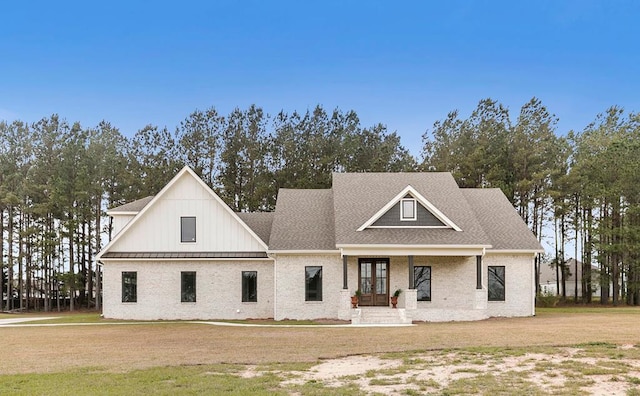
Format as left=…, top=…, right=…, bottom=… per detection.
left=401, top=199, right=416, bottom=221
left=242, top=271, right=257, bottom=302
left=181, top=271, right=196, bottom=302
left=181, top=217, right=196, bottom=242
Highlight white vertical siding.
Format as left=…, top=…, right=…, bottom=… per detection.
left=112, top=215, right=135, bottom=236
left=108, top=172, right=265, bottom=252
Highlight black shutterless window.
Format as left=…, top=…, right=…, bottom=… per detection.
left=181, top=217, right=196, bottom=242
left=305, top=266, right=322, bottom=301
left=242, top=271, right=257, bottom=302
left=181, top=271, right=196, bottom=302
left=122, top=272, right=137, bottom=303
left=488, top=266, right=505, bottom=301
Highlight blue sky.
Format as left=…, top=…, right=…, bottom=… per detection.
left=1, top=0, right=639, bottom=157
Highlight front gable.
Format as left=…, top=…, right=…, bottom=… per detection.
left=97, top=167, right=267, bottom=258
left=357, top=185, right=461, bottom=231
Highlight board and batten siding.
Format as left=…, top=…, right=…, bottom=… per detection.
left=108, top=172, right=266, bottom=253
left=111, top=215, right=135, bottom=236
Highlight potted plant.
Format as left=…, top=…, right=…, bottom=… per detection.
left=351, top=289, right=361, bottom=308
left=390, top=289, right=402, bottom=308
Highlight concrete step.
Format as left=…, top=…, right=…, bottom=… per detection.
left=351, top=307, right=413, bottom=325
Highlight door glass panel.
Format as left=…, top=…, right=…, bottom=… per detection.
left=376, top=262, right=387, bottom=294
left=360, top=262, right=372, bottom=294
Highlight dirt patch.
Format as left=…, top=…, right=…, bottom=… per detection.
left=282, top=346, right=640, bottom=395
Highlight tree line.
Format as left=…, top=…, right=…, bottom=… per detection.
left=0, top=99, right=638, bottom=312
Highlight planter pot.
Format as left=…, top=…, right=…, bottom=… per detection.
left=351, top=296, right=359, bottom=308
left=390, top=296, right=398, bottom=308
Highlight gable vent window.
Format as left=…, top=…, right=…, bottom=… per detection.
left=181, top=217, right=196, bottom=243
left=401, top=198, right=417, bottom=221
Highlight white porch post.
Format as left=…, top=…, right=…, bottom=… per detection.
left=405, top=255, right=417, bottom=310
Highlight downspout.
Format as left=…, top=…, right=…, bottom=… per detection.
left=268, top=252, right=277, bottom=321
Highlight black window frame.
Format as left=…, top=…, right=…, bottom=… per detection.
left=242, top=271, right=258, bottom=302
left=181, top=216, right=196, bottom=243
left=414, top=265, right=431, bottom=301
left=181, top=271, right=197, bottom=302
left=488, top=266, right=505, bottom=301
left=305, top=266, right=323, bottom=302
left=122, top=271, right=137, bottom=303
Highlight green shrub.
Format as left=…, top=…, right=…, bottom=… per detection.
left=536, top=291, right=560, bottom=307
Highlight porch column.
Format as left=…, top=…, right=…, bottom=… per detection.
left=476, top=255, right=482, bottom=289
left=342, top=255, right=348, bottom=289
left=408, top=255, right=415, bottom=289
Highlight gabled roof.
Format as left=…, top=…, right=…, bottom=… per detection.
left=236, top=212, right=274, bottom=245
left=332, top=172, right=491, bottom=247
left=357, top=185, right=461, bottom=231
left=107, top=196, right=154, bottom=214
left=268, top=189, right=336, bottom=251
left=103, top=169, right=543, bottom=255
left=97, top=166, right=268, bottom=260
left=462, top=189, right=542, bottom=252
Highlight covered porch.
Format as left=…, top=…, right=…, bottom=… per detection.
left=336, top=245, right=491, bottom=323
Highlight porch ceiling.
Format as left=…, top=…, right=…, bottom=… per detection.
left=337, top=244, right=490, bottom=257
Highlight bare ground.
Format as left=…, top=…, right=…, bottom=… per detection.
left=1, top=309, right=640, bottom=375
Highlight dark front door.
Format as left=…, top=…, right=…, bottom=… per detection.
left=358, top=258, right=389, bottom=306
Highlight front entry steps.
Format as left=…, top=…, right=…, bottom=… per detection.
left=351, top=307, right=413, bottom=325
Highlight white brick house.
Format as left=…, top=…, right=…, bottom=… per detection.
left=97, top=167, right=543, bottom=323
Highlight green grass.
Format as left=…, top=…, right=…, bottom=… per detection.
left=24, top=313, right=108, bottom=324
left=3, top=344, right=640, bottom=394
left=0, top=365, right=286, bottom=396
left=537, top=306, right=640, bottom=315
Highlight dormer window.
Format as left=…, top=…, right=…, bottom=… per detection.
left=181, top=217, right=196, bottom=242
left=401, top=198, right=417, bottom=221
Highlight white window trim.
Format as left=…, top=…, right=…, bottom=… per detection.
left=400, top=198, right=417, bottom=221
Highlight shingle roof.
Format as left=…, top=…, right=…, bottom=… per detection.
left=108, top=196, right=154, bottom=213
left=332, top=172, right=491, bottom=246
left=108, top=172, right=542, bottom=253
left=462, top=188, right=542, bottom=251
left=268, top=189, right=336, bottom=250
left=236, top=212, right=274, bottom=245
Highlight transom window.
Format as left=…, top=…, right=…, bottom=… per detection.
left=414, top=266, right=431, bottom=301
left=488, top=266, right=505, bottom=301
left=242, top=271, right=257, bottom=302
left=181, top=271, right=196, bottom=302
left=122, top=271, right=137, bottom=303
left=305, top=266, right=323, bottom=301
left=181, top=217, right=196, bottom=242
left=401, top=198, right=417, bottom=221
